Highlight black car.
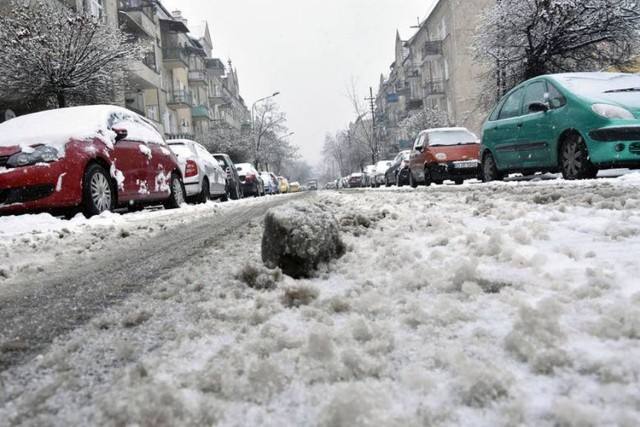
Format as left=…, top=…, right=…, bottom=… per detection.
left=213, top=153, right=243, bottom=199
left=384, top=150, right=411, bottom=186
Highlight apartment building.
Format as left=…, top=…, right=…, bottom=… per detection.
left=376, top=0, right=491, bottom=152
left=40, top=0, right=249, bottom=142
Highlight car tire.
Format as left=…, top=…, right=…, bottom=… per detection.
left=220, top=183, right=229, bottom=202
left=561, top=133, right=598, bottom=180
left=385, top=176, right=391, bottom=187
left=454, top=179, right=463, bottom=185
left=409, top=171, right=417, bottom=188
left=163, top=172, right=185, bottom=209
left=230, top=182, right=241, bottom=200
left=82, top=163, right=115, bottom=218
left=482, top=152, right=503, bottom=182
left=424, top=167, right=432, bottom=186
left=196, top=178, right=209, bottom=204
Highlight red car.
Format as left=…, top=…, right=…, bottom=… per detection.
left=0, top=105, right=185, bottom=217
left=409, top=127, right=481, bottom=186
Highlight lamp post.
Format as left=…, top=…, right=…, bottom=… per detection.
left=251, top=91, right=280, bottom=129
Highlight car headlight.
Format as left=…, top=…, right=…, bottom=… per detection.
left=7, top=145, right=59, bottom=167
left=592, top=104, right=635, bottom=120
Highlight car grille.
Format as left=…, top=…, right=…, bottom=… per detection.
left=0, top=155, right=9, bottom=167
left=630, top=142, right=640, bottom=155
left=589, top=127, right=640, bottom=142
left=0, top=185, right=54, bottom=205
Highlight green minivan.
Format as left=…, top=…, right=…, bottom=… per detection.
left=480, top=72, right=640, bottom=181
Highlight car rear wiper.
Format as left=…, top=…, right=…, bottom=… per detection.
left=604, top=87, right=640, bottom=93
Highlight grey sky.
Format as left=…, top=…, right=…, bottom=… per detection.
left=161, top=0, right=437, bottom=165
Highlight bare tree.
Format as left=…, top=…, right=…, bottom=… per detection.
left=252, top=99, right=288, bottom=169
left=0, top=0, right=140, bottom=110
left=398, top=107, right=450, bottom=144
left=203, top=125, right=253, bottom=163
left=345, top=79, right=379, bottom=165
left=473, top=0, right=640, bottom=103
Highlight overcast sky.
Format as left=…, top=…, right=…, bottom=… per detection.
left=161, top=0, right=437, bottom=165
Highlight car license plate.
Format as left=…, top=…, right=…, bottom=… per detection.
left=453, top=161, right=478, bottom=169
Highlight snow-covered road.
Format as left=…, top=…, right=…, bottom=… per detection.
left=1, top=175, right=639, bottom=426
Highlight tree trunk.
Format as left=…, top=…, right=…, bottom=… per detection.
left=57, top=93, right=66, bottom=108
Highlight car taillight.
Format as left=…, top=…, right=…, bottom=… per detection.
left=402, top=160, right=409, bottom=168
left=185, top=160, right=198, bottom=177
left=226, top=167, right=232, bottom=178
left=246, top=173, right=255, bottom=181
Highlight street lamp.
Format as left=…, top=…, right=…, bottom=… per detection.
left=251, top=91, right=280, bottom=128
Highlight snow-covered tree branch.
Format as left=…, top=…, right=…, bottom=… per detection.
left=472, top=0, right=640, bottom=103
left=0, top=0, right=140, bottom=110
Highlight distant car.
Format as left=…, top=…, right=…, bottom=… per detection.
left=384, top=150, right=411, bottom=186
left=409, top=127, right=480, bottom=187
left=260, top=171, right=279, bottom=195
left=307, top=179, right=318, bottom=190
left=373, top=160, right=393, bottom=187
left=481, top=72, right=640, bottom=181
left=289, top=181, right=301, bottom=192
left=347, top=172, right=364, bottom=188
left=168, top=139, right=228, bottom=203
left=235, top=163, right=264, bottom=197
left=0, top=105, right=184, bottom=217
left=362, top=165, right=376, bottom=187
left=212, top=153, right=243, bottom=199
left=277, top=176, right=289, bottom=193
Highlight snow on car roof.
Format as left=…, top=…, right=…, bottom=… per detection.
left=550, top=72, right=640, bottom=96
left=418, top=127, right=470, bottom=134
left=0, top=105, right=162, bottom=149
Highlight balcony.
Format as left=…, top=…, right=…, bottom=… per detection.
left=166, top=90, right=193, bottom=108
left=209, top=93, right=229, bottom=105
left=162, top=48, right=188, bottom=69
left=422, top=40, right=443, bottom=61
left=166, top=133, right=195, bottom=141
left=191, top=105, right=213, bottom=120
left=407, top=99, right=424, bottom=110
left=118, top=0, right=156, bottom=39
left=424, top=79, right=446, bottom=97
left=188, top=70, right=208, bottom=86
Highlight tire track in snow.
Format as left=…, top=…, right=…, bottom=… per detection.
left=0, top=193, right=311, bottom=371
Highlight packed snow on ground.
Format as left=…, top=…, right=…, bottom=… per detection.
left=1, top=175, right=640, bottom=426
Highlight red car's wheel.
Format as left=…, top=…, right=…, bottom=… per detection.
left=82, top=163, right=115, bottom=217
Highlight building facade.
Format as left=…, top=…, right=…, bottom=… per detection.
left=376, top=0, right=491, bottom=153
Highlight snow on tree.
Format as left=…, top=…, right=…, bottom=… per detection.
left=252, top=99, right=289, bottom=170
left=472, top=0, right=640, bottom=103
left=203, top=125, right=253, bottom=163
left=397, top=107, right=450, bottom=144
left=0, top=0, right=140, bottom=110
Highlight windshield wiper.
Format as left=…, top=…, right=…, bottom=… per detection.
left=604, top=87, right=640, bottom=93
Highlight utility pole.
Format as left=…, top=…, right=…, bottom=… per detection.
left=364, top=87, right=378, bottom=163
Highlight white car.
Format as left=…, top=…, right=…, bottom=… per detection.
left=167, top=139, right=228, bottom=203
left=373, top=160, right=393, bottom=187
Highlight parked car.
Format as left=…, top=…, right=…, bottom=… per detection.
left=212, top=153, right=243, bottom=199
left=260, top=171, right=279, bottom=194
left=347, top=172, right=364, bottom=188
left=362, top=164, right=376, bottom=187
left=0, top=105, right=184, bottom=217
left=307, top=179, right=318, bottom=190
left=289, top=181, right=301, bottom=192
left=373, top=160, right=393, bottom=187
left=409, top=127, right=480, bottom=187
left=235, top=163, right=264, bottom=196
left=277, top=176, right=290, bottom=193
left=480, top=72, right=640, bottom=181
left=168, top=139, right=227, bottom=203
left=384, top=150, right=411, bottom=186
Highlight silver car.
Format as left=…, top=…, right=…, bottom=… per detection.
left=167, top=139, right=228, bottom=203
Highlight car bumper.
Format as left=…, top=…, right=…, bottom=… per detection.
left=182, top=175, right=201, bottom=197
left=585, top=127, right=640, bottom=167
left=397, top=169, right=410, bottom=182
left=429, top=161, right=481, bottom=180
left=240, top=180, right=259, bottom=195
left=0, top=162, right=82, bottom=214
